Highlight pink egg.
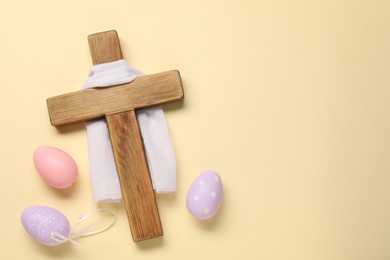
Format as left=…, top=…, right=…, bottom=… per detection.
left=33, top=146, right=78, bottom=189
left=186, top=170, right=223, bottom=220
left=21, top=206, right=71, bottom=246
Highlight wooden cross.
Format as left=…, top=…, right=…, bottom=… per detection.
left=46, top=30, right=184, bottom=242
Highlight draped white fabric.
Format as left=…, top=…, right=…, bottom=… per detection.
left=82, top=60, right=177, bottom=203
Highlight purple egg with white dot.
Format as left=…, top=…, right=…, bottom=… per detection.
left=21, top=206, right=71, bottom=246
left=186, top=170, right=223, bottom=220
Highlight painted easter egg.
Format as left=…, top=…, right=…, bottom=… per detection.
left=21, top=206, right=71, bottom=246
left=33, top=146, right=78, bottom=189
left=186, top=170, right=223, bottom=220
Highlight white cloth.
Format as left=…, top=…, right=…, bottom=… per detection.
left=82, top=60, right=177, bottom=203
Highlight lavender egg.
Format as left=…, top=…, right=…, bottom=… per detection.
left=186, top=170, right=223, bottom=220
left=21, top=206, right=71, bottom=246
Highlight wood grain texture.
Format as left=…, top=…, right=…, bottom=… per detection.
left=47, top=70, right=183, bottom=126
left=46, top=30, right=184, bottom=241
left=107, top=111, right=163, bottom=241
left=88, top=30, right=123, bottom=64
left=87, top=30, right=163, bottom=241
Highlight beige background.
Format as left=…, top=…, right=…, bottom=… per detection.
left=1, top=0, right=390, bottom=259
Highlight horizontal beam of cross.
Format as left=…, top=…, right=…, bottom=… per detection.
left=47, top=70, right=183, bottom=126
